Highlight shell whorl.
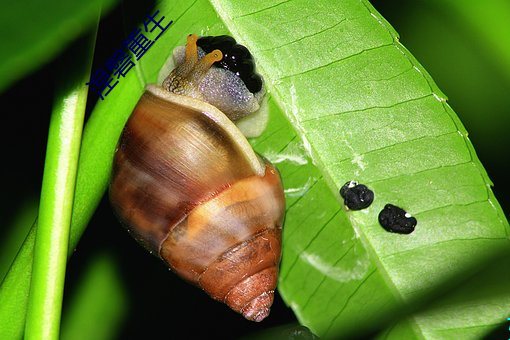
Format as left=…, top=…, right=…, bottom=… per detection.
left=161, top=162, right=284, bottom=321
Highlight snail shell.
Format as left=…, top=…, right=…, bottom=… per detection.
left=109, top=35, right=285, bottom=322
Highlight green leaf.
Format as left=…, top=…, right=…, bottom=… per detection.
left=207, top=0, right=510, bottom=337
left=60, top=253, right=128, bottom=340
left=0, top=198, right=38, bottom=282
left=0, top=0, right=116, bottom=92
left=2, top=0, right=509, bottom=338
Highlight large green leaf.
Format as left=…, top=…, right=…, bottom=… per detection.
left=206, top=0, right=510, bottom=338
left=2, top=0, right=509, bottom=338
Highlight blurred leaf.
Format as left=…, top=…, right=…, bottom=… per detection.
left=0, top=0, right=117, bottom=92
left=0, top=198, right=37, bottom=282
left=207, top=0, right=510, bottom=338
left=431, top=0, right=510, bottom=83
left=2, top=0, right=509, bottom=339
left=61, top=253, right=128, bottom=340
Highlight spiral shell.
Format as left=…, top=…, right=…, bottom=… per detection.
left=110, top=82, right=285, bottom=321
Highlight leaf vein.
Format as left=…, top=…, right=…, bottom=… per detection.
left=324, top=268, right=377, bottom=335
left=302, top=94, right=433, bottom=123
left=301, top=243, right=355, bottom=312
left=258, top=18, right=348, bottom=52
left=234, top=0, right=293, bottom=19
left=282, top=205, right=340, bottom=282
left=366, top=161, right=474, bottom=185
left=279, top=43, right=393, bottom=80
left=381, top=237, right=509, bottom=260
left=332, top=131, right=459, bottom=166
left=414, top=199, right=489, bottom=216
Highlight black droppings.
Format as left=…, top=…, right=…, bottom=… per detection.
left=378, top=204, right=417, bottom=234
left=339, top=180, right=374, bottom=210
left=197, top=35, right=262, bottom=93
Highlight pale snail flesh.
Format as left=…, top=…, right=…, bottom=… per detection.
left=109, top=34, right=285, bottom=322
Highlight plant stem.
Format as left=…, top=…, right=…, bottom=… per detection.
left=0, top=45, right=142, bottom=340
left=24, top=28, right=97, bottom=340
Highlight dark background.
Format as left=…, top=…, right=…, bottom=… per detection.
left=1, top=1, right=508, bottom=339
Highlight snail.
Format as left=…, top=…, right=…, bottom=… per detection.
left=109, top=34, right=285, bottom=322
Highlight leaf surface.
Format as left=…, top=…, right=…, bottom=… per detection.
left=206, top=0, right=510, bottom=337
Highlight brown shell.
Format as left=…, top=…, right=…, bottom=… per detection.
left=109, top=86, right=285, bottom=321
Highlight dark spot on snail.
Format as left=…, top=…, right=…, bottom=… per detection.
left=378, top=204, right=417, bottom=234
left=197, top=35, right=262, bottom=93
left=339, top=180, right=374, bottom=210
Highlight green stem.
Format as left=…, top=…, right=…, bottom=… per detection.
left=0, top=18, right=142, bottom=340
left=23, top=28, right=97, bottom=340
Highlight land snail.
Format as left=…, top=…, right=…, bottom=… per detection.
left=109, top=34, right=285, bottom=322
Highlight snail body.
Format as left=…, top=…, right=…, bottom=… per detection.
left=110, top=35, right=285, bottom=321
